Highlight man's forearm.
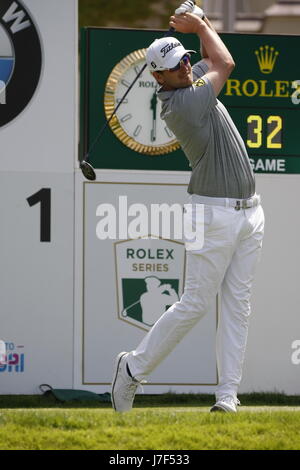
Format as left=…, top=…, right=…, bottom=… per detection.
left=170, top=13, right=234, bottom=70
left=200, top=17, right=217, bottom=58
left=197, top=19, right=234, bottom=69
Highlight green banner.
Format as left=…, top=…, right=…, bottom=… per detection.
left=80, top=28, right=300, bottom=174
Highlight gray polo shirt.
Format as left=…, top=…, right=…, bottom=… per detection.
left=158, top=60, right=255, bottom=199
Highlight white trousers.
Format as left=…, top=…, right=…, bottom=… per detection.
left=127, top=197, right=265, bottom=399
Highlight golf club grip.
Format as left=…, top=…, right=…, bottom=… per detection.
left=166, top=26, right=175, bottom=36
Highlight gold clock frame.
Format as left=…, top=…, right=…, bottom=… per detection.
left=103, top=48, right=180, bottom=156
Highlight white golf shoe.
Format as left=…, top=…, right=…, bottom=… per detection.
left=210, top=395, right=241, bottom=413
left=111, top=351, right=145, bottom=412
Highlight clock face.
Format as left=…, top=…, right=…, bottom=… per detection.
left=104, top=49, right=180, bottom=155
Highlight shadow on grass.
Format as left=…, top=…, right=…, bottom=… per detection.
left=0, top=393, right=300, bottom=409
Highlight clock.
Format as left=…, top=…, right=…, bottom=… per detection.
left=103, top=48, right=180, bottom=156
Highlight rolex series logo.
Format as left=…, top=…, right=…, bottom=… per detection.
left=255, top=45, right=279, bottom=74
left=115, top=237, right=185, bottom=332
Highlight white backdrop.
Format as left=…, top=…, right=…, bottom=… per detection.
left=0, top=0, right=78, bottom=393
left=79, top=179, right=218, bottom=390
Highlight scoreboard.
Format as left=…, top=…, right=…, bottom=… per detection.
left=81, top=28, right=300, bottom=174
left=222, top=34, right=300, bottom=174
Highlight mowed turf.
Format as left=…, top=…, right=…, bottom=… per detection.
left=1, top=401, right=300, bottom=450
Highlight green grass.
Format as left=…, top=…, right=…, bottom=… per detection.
left=1, top=394, right=300, bottom=450
left=0, top=406, right=300, bottom=450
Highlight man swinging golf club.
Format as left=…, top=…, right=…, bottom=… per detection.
left=111, top=1, right=264, bottom=413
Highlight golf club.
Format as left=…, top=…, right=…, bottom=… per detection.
left=80, top=25, right=178, bottom=181
left=80, top=1, right=197, bottom=180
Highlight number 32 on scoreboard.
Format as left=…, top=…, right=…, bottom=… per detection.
left=247, top=115, right=282, bottom=149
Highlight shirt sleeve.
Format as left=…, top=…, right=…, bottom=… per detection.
left=192, top=60, right=209, bottom=79
left=172, top=75, right=217, bottom=123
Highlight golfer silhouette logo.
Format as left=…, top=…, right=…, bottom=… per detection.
left=122, top=276, right=179, bottom=327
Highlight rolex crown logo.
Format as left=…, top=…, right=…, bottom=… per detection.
left=255, top=45, right=279, bottom=74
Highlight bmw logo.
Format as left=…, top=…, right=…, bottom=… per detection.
left=0, top=0, right=42, bottom=127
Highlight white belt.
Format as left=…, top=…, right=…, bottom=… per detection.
left=191, top=194, right=261, bottom=211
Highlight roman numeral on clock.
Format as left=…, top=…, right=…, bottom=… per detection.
left=165, top=127, right=173, bottom=138
left=134, top=125, right=142, bottom=137
left=120, top=114, right=132, bottom=123
left=121, top=79, right=131, bottom=88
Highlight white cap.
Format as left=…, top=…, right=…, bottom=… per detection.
left=146, top=37, right=196, bottom=72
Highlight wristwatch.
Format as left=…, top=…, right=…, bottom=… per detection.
left=103, top=48, right=180, bottom=156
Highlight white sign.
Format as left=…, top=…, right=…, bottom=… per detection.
left=81, top=181, right=218, bottom=390
left=1, top=0, right=77, bottom=394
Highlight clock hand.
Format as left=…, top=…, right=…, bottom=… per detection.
left=150, top=90, right=158, bottom=142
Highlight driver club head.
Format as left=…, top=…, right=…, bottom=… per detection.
left=80, top=160, right=96, bottom=181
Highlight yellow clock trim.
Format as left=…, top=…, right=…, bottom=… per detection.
left=104, top=48, right=180, bottom=156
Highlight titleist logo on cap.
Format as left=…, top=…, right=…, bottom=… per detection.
left=160, top=42, right=181, bottom=58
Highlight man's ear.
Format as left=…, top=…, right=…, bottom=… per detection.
left=152, top=71, right=164, bottom=86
